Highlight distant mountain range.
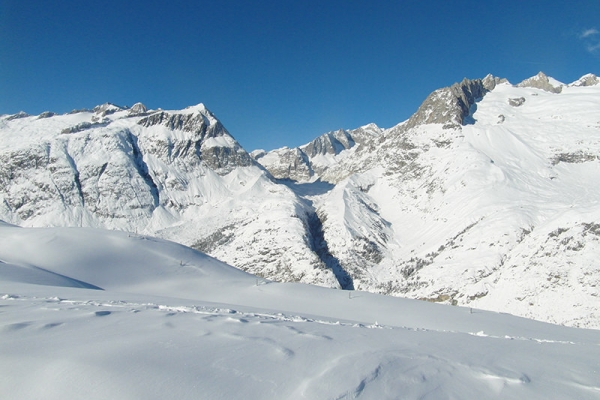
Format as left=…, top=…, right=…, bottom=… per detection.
left=1, top=72, right=599, bottom=328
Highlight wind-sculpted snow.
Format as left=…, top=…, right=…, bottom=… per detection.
left=1, top=224, right=600, bottom=399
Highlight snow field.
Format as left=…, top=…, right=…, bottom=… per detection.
left=1, top=223, right=600, bottom=399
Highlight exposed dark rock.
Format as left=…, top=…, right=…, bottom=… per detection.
left=517, top=72, right=563, bottom=93
left=6, top=111, right=29, bottom=121
left=551, top=151, right=597, bottom=165
left=404, top=75, right=505, bottom=130
left=68, top=108, right=92, bottom=114
left=508, top=97, right=526, bottom=107
left=138, top=111, right=210, bottom=135
left=61, top=122, right=93, bottom=134
left=302, top=129, right=355, bottom=157
left=37, top=111, right=56, bottom=119
left=93, top=102, right=125, bottom=116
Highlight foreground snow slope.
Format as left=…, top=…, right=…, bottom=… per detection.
left=1, top=224, right=599, bottom=399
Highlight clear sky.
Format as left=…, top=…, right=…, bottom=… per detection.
left=1, top=0, right=599, bottom=151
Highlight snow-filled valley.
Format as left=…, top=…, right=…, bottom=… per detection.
left=2, top=223, right=600, bottom=399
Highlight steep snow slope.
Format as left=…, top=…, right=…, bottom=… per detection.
left=1, top=224, right=600, bottom=399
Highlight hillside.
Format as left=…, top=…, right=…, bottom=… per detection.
left=1, top=223, right=599, bottom=399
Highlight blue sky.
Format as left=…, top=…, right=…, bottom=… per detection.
left=1, top=1, right=599, bottom=151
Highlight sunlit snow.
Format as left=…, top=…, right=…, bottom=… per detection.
left=1, top=223, right=599, bottom=399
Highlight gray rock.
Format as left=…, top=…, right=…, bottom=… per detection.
left=570, top=74, right=599, bottom=87
left=37, top=111, right=56, bottom=119
left=5, top=111, right=29, bottom=121
left=404, top=77, right=500, bottom=130
left=508, top=97, right=526, bottom=107
left=138, top=109, right=255, bottom=175
left=129, top=102, right=148, bottom=115
left=517, top=72, right=563, bottom=93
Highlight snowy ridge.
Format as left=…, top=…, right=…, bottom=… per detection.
left=1, top=224, right=600, bottom=399
left=252, top=124, right=382, bottom=182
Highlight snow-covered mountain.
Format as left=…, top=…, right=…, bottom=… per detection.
left=0, top=102, right=337, bottom=287
left=251, top=123, right=382, bottom=182
left=1, top=72, right=599, bottom=329
left=2, top=223, right=599, bottom=399
left=255, top=72, right=600, bottom=329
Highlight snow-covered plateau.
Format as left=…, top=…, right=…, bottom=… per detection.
left=1, top=223, right=600, bottom=399
left=1, top=72, right=600, bottom=333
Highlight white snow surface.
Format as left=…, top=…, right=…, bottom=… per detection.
left=1, top=223, right=600, bottom=399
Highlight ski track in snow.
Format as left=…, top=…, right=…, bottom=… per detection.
left=0, top=293, right=584, bottom=346
left=3, top=290, right=600, bottom=400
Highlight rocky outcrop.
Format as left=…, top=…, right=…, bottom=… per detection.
left=37, top=111, right=56, bottom=119
left=5, top=112, right=29, bottom=121
left=508, top=97, right=526, bottom=107
left=254, top=124, right=381, bottom=182
left=517, top=71, right=563, bottom=93
left=93, top=102, right=125, bottom=116
left=570, top=73, right=599, bottom=87
left=252, top=147, right=313, bottom=181
left=138, top=107, right=254, bottom=174
left=403, top=75, right=506, bottom=130
left=128, top=102, right=148, bottom=115
left=302, top=129, right=355, bottom=157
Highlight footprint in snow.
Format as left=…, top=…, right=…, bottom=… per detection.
left=94, top=311, right=112, bottom=317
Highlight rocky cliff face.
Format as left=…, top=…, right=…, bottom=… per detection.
left=516, top=71, right=564, bottom=93
left=402, top=75, right=506, bottom=130
left=137, top=107, right=254, bottom=174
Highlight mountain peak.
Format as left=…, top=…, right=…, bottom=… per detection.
left=403, top=76, right=494, bottom=130
left=93, top=102, right=126, bottom=116
left=182, top=103, right=208, bottom=114
left=129, top=102, right=148, bottom=115
left=570, top=73, right=599, bottom=87
left=517, top=71, right=564, bottom=93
